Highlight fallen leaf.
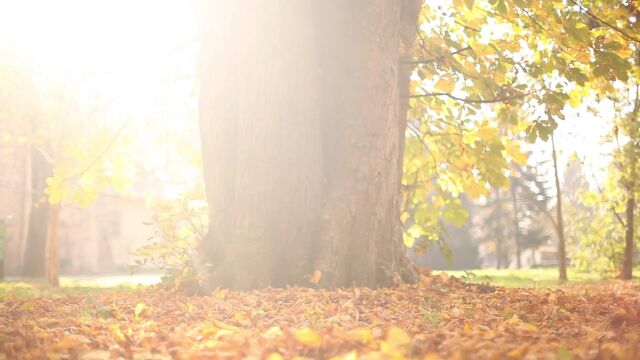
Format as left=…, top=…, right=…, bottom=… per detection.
left=386, top=327, right=411, bottom=348
left=295, top=328, right=323, bottom=348
left=79, top=350, right=111, bottom=360
left=308, top=270, right=322, bottom=285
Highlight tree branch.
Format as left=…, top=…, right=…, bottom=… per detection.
left=407, top=91, right=529, bottom=104
left=402, top=46, right=472, bottom=65
left=568, top=0, right=640, bottom=43
left=60, top=117, right=130, bottom=183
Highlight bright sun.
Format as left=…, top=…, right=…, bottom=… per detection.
left=0, top=0, right=197, bottom=77
left=0, top=0, right=202, bottom=200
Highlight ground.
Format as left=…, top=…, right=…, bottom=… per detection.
left=1, top=270, right=640, bottom=359
left=435, top=268, right=637, bottom=288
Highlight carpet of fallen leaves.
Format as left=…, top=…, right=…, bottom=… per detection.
left=1, top=273, right=640, bottom=360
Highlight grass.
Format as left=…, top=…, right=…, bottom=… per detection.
left=436, top=267, right=640, bottom=288
left=1, top=268, right=639, bottom=297
left=0, top=273, right=161, bottom=297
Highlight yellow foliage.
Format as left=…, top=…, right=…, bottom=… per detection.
left=294, top=328, right=323, bottom=348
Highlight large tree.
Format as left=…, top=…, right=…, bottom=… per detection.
left=196, top=1, right=421, bottom=289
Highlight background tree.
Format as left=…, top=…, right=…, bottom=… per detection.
left=551, top=134, right=568, bottom=281
left=0, top=51, right=139, bottom=285
left=410, top=196, right=479, bottom=270
left=509, top=161, right=552, bottom=268
left=620, top=84, right=640, bottom=279
left=475, top=188, right=511, bottom=268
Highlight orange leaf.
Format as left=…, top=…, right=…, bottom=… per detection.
left=308, top=270, right=322, bottom=284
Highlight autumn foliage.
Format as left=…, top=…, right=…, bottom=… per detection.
left=2, top=273, right=639, bottom=359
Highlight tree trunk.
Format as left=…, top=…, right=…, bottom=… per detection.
left=622, top=197, right=635, bottom=279
left=0, top=220, right=5, bottom=280
left=622, top=83, right=639, bottom=280
left=510, top=181, right=521, bottom=269
left=495, top=189, right=503, bottom=269
left=45, top=203, right=60, bottom=287
left=551, top=135, right=568, bottom=281
left=196, top=0, right=420, bottom=289
left=21, top=146, right=52, bottom=278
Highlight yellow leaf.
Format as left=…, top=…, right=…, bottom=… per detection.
left=439, top=272, right=450, bottom=282
left=134, top=303, right=149, bottom=318
left=476, top=126, right=498, bottom=141
left=201, top=325, right=218, bottom=338
left=434, top=77, right=455, bottom=93
left=266, top=353, right=284, bottom=360
left=463, top=181, right=488, bottom=199
left=403, top=232, right=416, bottom=248
left=494, top=71, right=507, bottom=85
left=506, top=344, right=529, bottom=359
left=464, top=323, right=472, bottom=332
left=108, top=324, right=126, bottom=342
left=233, top=311, right=251, bottom=326
left=264, top=326, right=283, bottom=339
left=295, top=328, right=323, bottom=348
left=212, top=319, right=239, bottom=331
left=308, top=270, right=322, bottom=285
left=345, top=328, right=375, bottom=345
left=386, top=327, right=411, bottom=348
left=329, top=351, right=358, bottom=360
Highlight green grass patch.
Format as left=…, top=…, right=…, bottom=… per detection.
left=0, top=273, right=161, bottom=297
left=2, top=269, right=639, bottom=297
left=435, top=267, right=640, bottom=288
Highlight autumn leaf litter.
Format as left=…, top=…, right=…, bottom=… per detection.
left=1, top=272, right=639, bottom=359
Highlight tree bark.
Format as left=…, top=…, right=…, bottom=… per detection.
left=621, top=83, right=639, bottom=280
left=622, top=197, right=635, bottom=279
left=551, top=135, right=568, bottom=282
left=196, top=0, right=420, bottom=289
left=45, top=203, right=60, bottom=287
left=21, top=146, right=52, bottom=277
left=0, top=220, right=5, bottom=280
left=495, top=189, right=503, bottom=269
left=510, top=181, right=521, bottom=269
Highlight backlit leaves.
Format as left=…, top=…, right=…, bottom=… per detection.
left=403, top=0, right=640, bottom=253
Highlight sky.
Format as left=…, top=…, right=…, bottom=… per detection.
left=0, top=0, right=199, bottom=130
left=0, top=0, right=202, bottom=200
left=529, top=100, right=614, bottom=188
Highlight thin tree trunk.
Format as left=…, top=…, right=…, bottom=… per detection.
left=196, top=0, right=420, bottom=290
left=45, top=203, right=60, bottom=287
left=17, top=143, right=31, bottom=275
left=622, top=197, right=635, bottom=279
left=510, top=181, right=521, bottom=269
left=622, top=83, right=639, bottom=280
left=551, top=134, right=568, bottom=281
left=22, top=146, right=52, bottom=277
left=496, top=189, right=503, bottom=269
left=0, top=220, right=5, bottom=280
